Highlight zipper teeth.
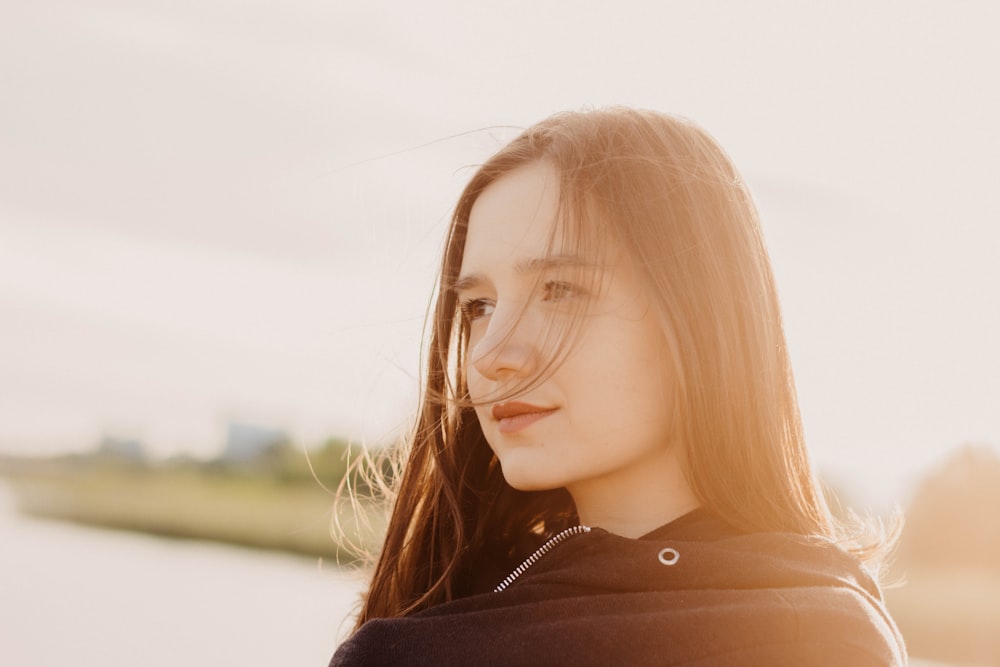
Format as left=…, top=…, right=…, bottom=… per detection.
left=493, top=525, right=591, bottom=593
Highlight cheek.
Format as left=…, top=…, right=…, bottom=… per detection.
left=464, top=362, right=485, bottom=398
left=465, top=369, right=500, bottom=422
left=597, top=329, right=675, bottom=418
left=471, top=404, right=490, bottom=431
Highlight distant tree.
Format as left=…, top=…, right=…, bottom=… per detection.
left=95, top=435, right=147, bottom=464
left=248, top=437, right=395, bottom=494
left=297, top=437, right=354, bottom=486
left=897, top=443, right=1000, bottom=572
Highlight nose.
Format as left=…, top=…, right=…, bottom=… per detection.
left=469, top=313, right=539, bottom=382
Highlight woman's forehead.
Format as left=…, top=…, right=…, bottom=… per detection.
left=460, top=162, right=608, bottom=271
left=458, top=170, right=555, bottom=288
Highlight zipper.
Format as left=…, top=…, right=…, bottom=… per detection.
left=493, top=525, right=592, bottom=593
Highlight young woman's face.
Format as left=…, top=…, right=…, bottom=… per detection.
left=457, top=161, right=691, bottom=527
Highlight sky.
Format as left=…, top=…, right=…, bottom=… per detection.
left=1, top=1, right=998, bottom=508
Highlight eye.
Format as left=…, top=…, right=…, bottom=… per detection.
left=459, top=297, right=495, bottom=322
left=542, top=280, right=583, bottom=302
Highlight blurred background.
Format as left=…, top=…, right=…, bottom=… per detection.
left=1, top=1, right=997, bottom=665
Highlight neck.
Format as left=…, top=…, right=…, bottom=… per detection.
left=567, top=447, right=700, bottom=538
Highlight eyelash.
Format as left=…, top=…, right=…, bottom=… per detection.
left=459, top=297, right=493, bottom=322
left=458, top=280, right=584, bottom=322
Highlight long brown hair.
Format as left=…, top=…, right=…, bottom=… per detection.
left=352, top=107, right=881, bottom=628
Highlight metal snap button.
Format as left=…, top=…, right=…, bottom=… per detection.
left=657, top=547, right=680, bottom=566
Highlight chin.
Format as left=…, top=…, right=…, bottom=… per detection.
left=498, top=461, right=564, bottom=493
left=503, top=478, right=554, bottom=492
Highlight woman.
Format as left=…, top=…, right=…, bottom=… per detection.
left=330, top=108, right=905, bottom=666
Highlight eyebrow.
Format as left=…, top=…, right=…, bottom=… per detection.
left=450, top=255, right=600, bottom=294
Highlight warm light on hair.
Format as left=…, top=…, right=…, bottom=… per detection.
left=351, top=107, right=892, bottom=627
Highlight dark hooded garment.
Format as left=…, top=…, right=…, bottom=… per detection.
left=330, top=509, right=906, bottom=666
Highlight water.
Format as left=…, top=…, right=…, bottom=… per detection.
left=0, top=485, right=366, bottom=667
left=2, top=484, right=970, bottom=667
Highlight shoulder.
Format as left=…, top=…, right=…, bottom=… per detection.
left=331, top=520, right=906, bottom=666
left=508, top=521, right=906, bottom=664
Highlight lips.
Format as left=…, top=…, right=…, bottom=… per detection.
left=491, top=401, right=557, bottom=434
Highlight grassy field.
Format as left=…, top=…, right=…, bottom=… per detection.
left=1, top=462, right=385, bottom=565
left=3, top=457, right=998, bottom=665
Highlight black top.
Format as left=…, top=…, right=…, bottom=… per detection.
left=330, top=509, right=906, bottom=666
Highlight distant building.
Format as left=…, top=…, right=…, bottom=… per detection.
left=96, top=435, right=146, bottom=462
left=221, top=421, right=289, bottom=463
